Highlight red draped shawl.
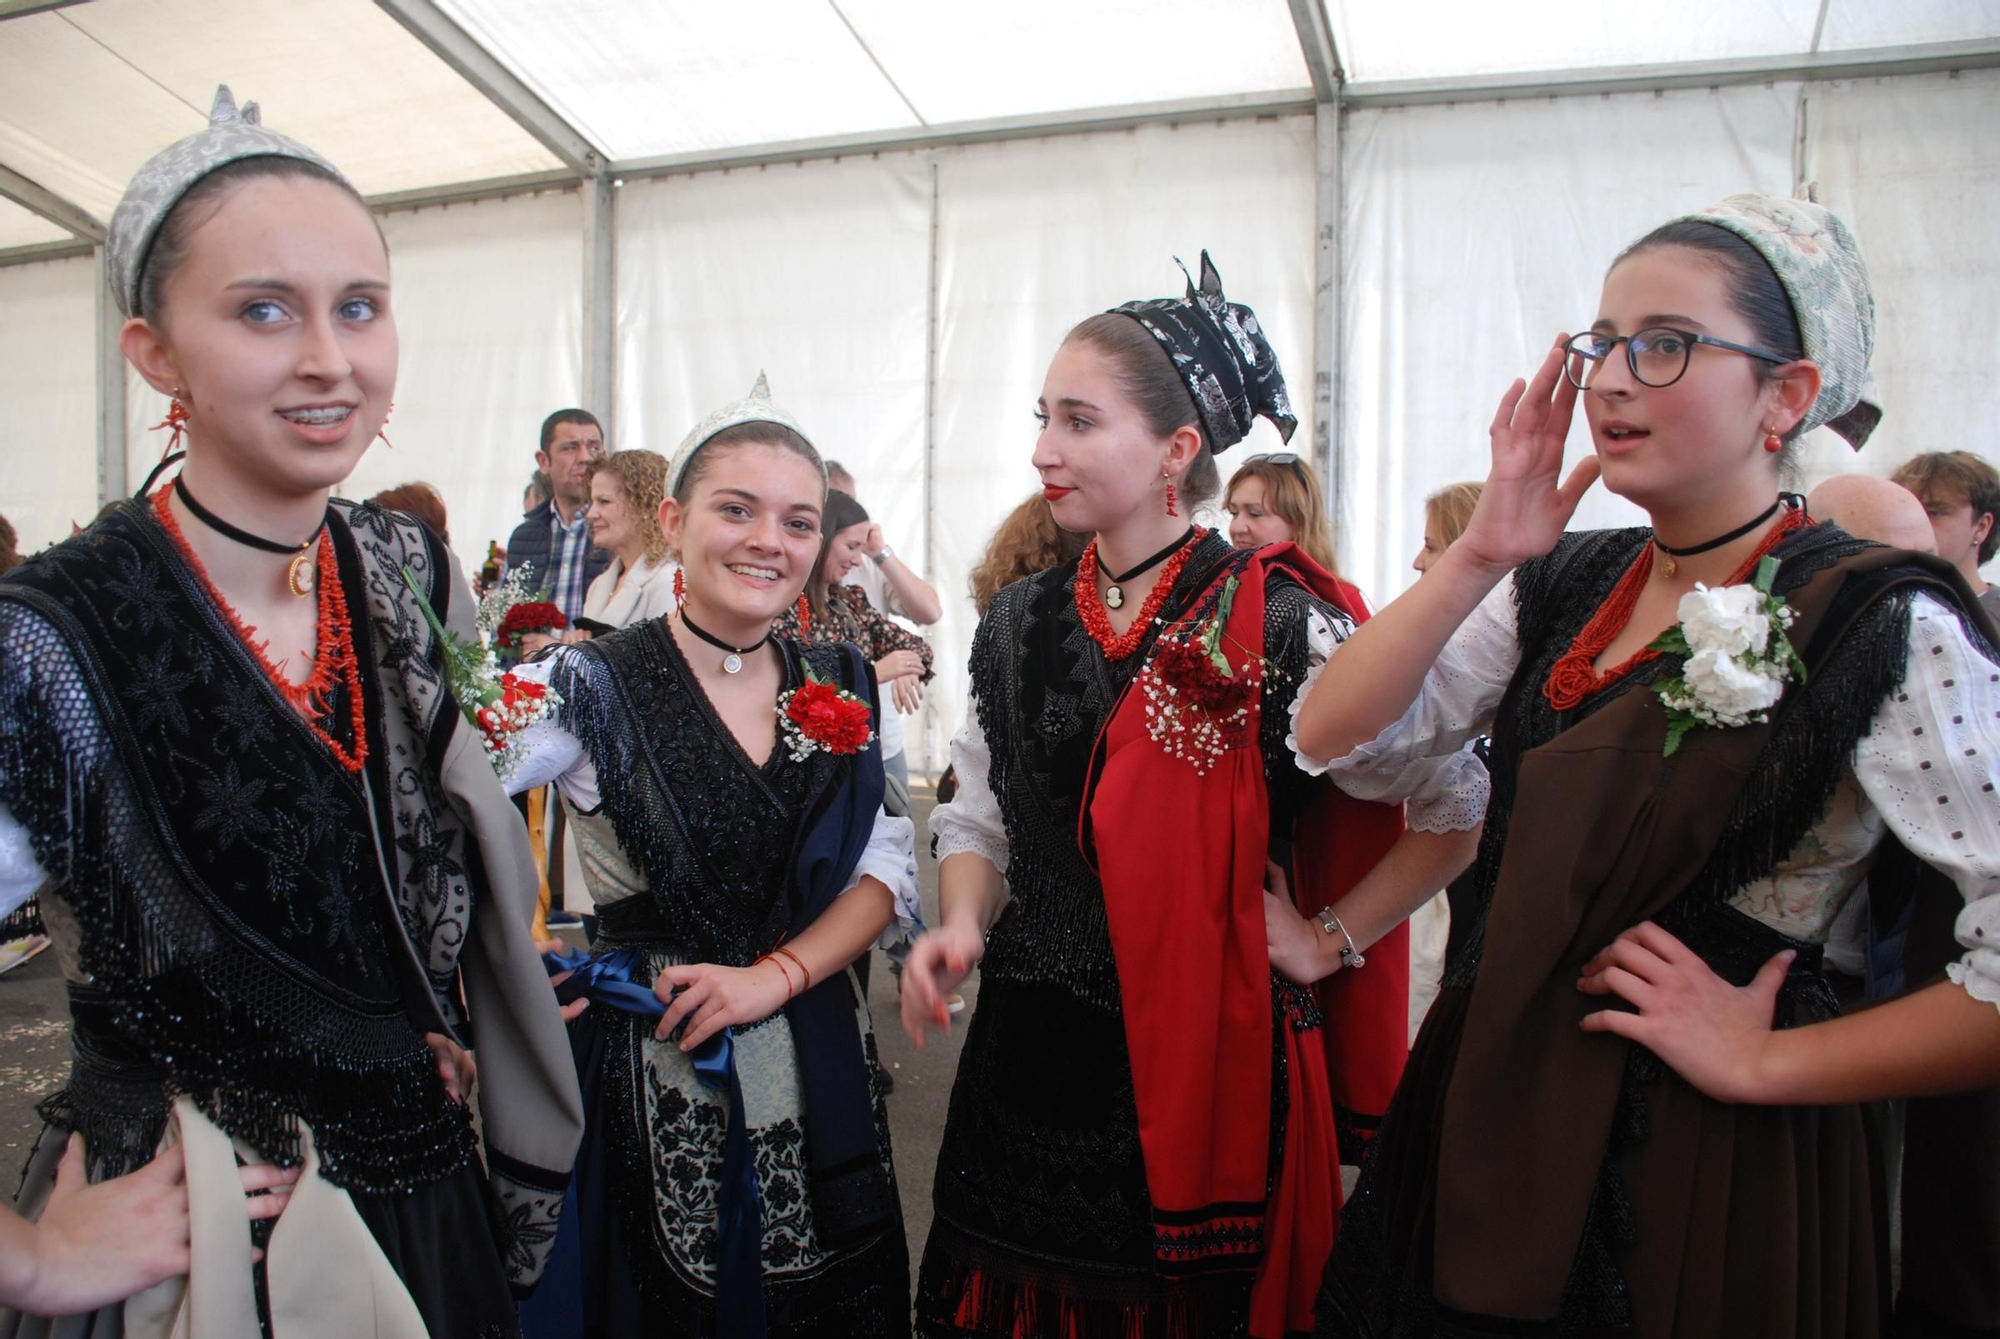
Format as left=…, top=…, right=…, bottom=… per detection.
left=1083, top=544, right=1409, bottom=1338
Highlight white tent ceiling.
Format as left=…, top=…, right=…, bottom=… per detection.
left=2, top=0, right=1996, bottom=243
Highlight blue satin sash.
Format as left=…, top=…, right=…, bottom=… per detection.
left=545, top=947, right=766, bottom=1339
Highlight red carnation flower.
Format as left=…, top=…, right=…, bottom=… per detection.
left=1149, top=637, right=1256, bottom=714
left=496, top=601, right=569, bottom=650
left=499, top=672, right=547, bottom=710
left=783, top=680, right=873, bottom=755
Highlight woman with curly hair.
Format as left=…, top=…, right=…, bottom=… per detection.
left=968, top=492, right=1089, bottom=619
left=580, top=449, right=679, bottom=631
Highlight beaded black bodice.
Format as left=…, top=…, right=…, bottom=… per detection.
left=0, top=503, right=473, bottom=1191
left=968, top=534, right=1342, bottom=1013
left=548, top=624, right=845, bottom=966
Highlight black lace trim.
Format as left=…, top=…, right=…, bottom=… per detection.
left=34, top=1012, right=172, bottom=1180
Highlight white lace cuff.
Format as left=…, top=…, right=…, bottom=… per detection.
left=929, top=705, right=1011, bottom=876
left=1948, top=894, right=2000, bottom=1013
left=1287, top=651, right=1338, bottom=777
left=932, top=826, right=1013, bottom=874
left=1947, top=960, right=2000, bottom=1011
left=1405, top=744, right=1491, bottom=833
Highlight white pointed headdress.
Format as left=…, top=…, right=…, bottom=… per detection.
left=666, top=373, right=822, bottom=495
left=107, top=86, right=348, bottom=318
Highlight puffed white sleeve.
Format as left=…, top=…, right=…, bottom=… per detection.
left=1851, top=592, right=2000, bottom=1010
left=500, top=654, right=602, bottom=810
left=843, top=807, right=922, bottom=944
left=1287, top=581, right=1515, bottom=823
left=928, top=705, right=1010, bottom=875
left=0, top=804, right=43, bottom=923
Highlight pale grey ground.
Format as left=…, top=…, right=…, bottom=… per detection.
left=0, top=791, right=970, bottom=1269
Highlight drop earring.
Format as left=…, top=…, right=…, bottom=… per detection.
left=673, top=566, right=686, bottom=610
left=153, top=389, right=190, bottom=455
left=377, top=401, right=395, bottom=449
left=1163, top=470, right=1178, bottom=518
left=1763, top=427, right=1784, bottom=454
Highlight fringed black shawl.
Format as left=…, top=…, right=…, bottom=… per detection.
left=0, top=502, right=474, bottom=1190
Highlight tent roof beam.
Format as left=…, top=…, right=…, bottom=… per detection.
left=0, top=162, right=102, bottom=243
left=613, top=89, right=1316, bottom=180
left=1342, top=38, right=2000, bottom=108
left=373, top=0, right=603, bottom=177
left=0, top=238, right=92, bottom=267
left=1287, top=0, right=1343, bottom=102
left=0, top=1, right=89, bottom=20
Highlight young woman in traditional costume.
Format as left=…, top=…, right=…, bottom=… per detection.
left=1297, top=195, right=2000, bottom=1337
left=0, top=89, right=582, bottom=1338
left=508, top=377, right=920, bottom=1338
left=903, top=256, right=1487, bottom=1339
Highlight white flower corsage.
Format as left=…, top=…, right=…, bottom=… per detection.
left=1647, top=556, right=1806, bottom=756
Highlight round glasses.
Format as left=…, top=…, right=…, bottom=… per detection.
left=1562, top=326, right=1791, bottom=390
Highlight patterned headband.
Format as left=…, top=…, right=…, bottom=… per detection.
left=667, top=372, right=822, bottom=496
left=1109, top=251, right=1297, bottom=454
left=107, top=87, right=349, bottom=319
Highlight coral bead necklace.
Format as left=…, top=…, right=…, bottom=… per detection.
left=153, top=485, right=368, bottom=772
left=1543, top=504, right=1810, bottom=712
left=1075, top=527, right=1207, bottom=661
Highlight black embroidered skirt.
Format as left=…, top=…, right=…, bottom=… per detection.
left=518, top=970, right=910, bottom=1339
left=914, top=977, right=1253, bottom=1338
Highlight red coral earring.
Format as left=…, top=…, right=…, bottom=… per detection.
left=673, top=566, right=686, bottom=610
left=1164, top=473, right=1179, bottom=518
left=152, top=390, right=190, bottom=456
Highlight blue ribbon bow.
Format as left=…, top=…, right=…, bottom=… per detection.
left=545, top=947, right=766, bottom=1338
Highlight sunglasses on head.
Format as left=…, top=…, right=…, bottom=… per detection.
left=1245, top=452, right=1306, bottom=479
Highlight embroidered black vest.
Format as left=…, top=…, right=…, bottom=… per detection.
left=545, top=622, right=863, bottom=963
left=0, top=501, right=474, bottom=1191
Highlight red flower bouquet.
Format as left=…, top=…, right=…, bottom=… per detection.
left=403, top=569, right=563, bottom=781
left=778, top=672, right=875, bottom=762
left=1137, top=576, right=1266, bottom=775
left=495, top=601, right=568, bottom=651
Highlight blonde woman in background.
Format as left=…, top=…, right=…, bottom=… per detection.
left=1403, top=483, right=1487, bottom=1038
left=1223, top=450, right=1341, bottom=574
left=538, top=450, right=681, bottom=943
left=579, top=449, right=680, bottom=630
left=1413, top=481, right=1481, bottom=575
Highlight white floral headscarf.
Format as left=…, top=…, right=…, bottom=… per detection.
left=1672, top=193, right=1881, bottom=450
